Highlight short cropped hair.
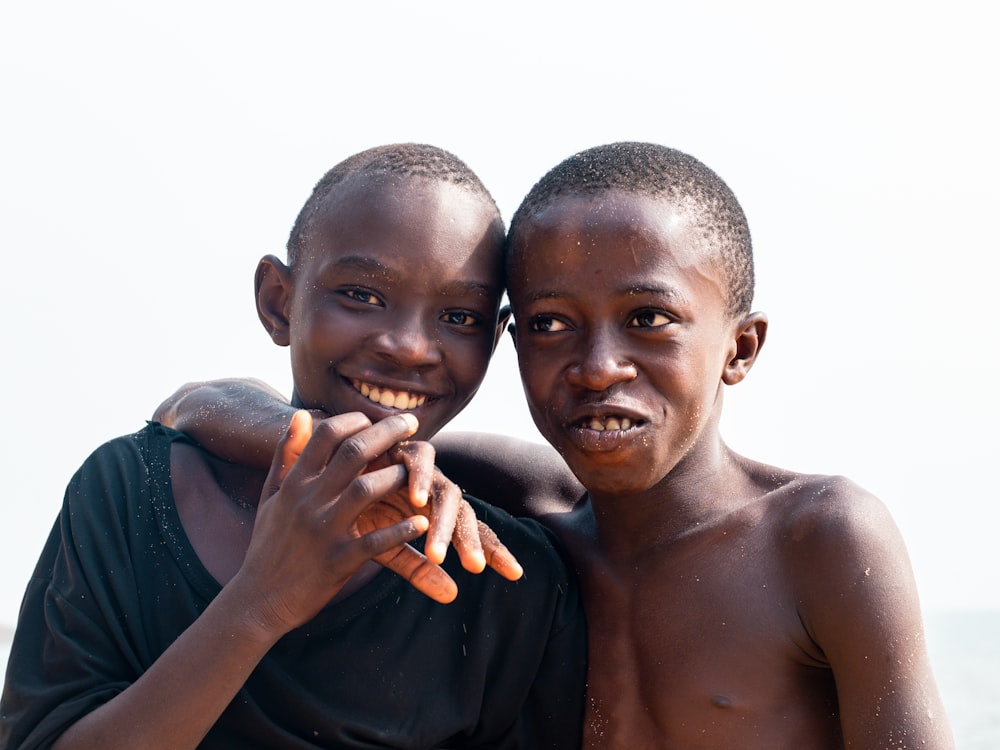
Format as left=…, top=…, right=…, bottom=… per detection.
left=508, top=142, right=754, bottom=315
left=287, top=143, right=502, bottom=266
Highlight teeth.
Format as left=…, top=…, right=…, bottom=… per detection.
left=586, top=417, right=633, bottom=432
left=353, top=379, right=428, bottom=411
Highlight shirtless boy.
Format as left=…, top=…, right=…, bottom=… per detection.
left=0, top=144, right=585, bottom=749
left=149, top=142, right=954, bottom=748
left=499, top=142, right=953, bottom=748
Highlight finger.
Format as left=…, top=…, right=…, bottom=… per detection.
left=261, top=410, right=313, bottom=501
left=388, top=441, right=437, bottom=508
left=375, top=543, right=459, bottom=604
left=314, top=414, right=419, bottom=499
left=325, top=463, right=410, bottom=526
left=294, top=411, right=373, bottom=476
left=478, top=520, right=524, bottom=581
left=451, top=501, right=487, bottom=574
left=423, top=475, right=462, bottom=565
left=349, top=514, right=431, bottom=567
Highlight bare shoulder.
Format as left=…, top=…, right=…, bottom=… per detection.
left=765, top=471, right=901, bottom=562
left=757, top=466, right=922, bottom=637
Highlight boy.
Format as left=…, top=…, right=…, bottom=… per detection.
left=153, top=142, right=954, bottom=749
left=0, top=145, right=586, bottom=749
left=500, top=142, right=952, bottom=748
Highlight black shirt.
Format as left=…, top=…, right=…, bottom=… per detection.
left=0, top=424, right=586, bottom=749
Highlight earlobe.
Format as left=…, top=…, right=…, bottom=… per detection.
left=255, top=255, right=293, bottom=347
left=722, top=312, right=768, bottom=385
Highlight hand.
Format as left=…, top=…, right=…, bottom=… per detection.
left=382, top=440, right=524, bottom=582
left=232, top=411, right=459, bottom=638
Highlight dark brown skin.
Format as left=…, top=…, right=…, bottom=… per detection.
left=155, top=188, right=954, bottom=748
left=159, top=389, right=952, bottom=749
left=52, top=174, right=526, bottom=750
left=505, top=189, right=952, bottom=749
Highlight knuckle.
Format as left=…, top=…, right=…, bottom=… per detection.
left=356, top=530, right=391, bottom=558
left=351, top=471, right=379, bottom=498
left=311, top=418, right=337, bottom=436
left=477, top=519, right=501, bottom=546
left=457, top=500, right=476, bottom=522
left=337, top=433, right=371, bottom=464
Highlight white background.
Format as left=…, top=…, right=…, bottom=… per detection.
left=1, top=0, right=997, bottom=628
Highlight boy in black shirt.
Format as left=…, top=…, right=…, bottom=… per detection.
left=0, top=145, right=585, bottom=749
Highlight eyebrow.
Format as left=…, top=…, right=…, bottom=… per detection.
left=625, top=284, right=688, bottom=303
left=521, top=284, right=687, bottom=305
left=319, top=255, right=498, bottom=298
left=320, top=255, right=394, bottom=280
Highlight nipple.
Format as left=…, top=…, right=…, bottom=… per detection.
left=710, top=694, right=733, bottom=709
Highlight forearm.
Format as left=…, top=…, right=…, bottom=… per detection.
left=53, top=579, right=283, bottom=750
left=153, top=378, right=298, bottom=468
left=432, top=432, right=583, bottom=518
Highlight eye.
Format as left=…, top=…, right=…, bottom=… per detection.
left=627, top=310, right=670, bottom=328
left=441, top=310, right=482, bottom=328
left=528, top=314, right=570, bottom=333
left=342, top=289, right=384, bottom=307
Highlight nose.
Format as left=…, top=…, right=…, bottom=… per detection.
left=565, top=329, right=637, bottom=392
left=371, top=315, right=443, bottom=369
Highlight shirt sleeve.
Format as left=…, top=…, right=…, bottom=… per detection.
left=0, top=434, right=152, bottom=750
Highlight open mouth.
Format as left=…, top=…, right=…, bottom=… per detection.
left=352, top=379, right=429, bottom=411
left=577, top=416, right=639, bottom=432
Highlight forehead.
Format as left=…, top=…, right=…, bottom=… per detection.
left=300, top=174, right=503, bottom=282
left=509, top=189, right=723, bottom=293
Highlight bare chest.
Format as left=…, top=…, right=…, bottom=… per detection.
left=577, top=542, right=840, bottom=749
left=171, top=443, right=258, bottom=585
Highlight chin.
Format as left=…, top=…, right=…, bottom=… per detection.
left=568, top=453, right=666, bottom=495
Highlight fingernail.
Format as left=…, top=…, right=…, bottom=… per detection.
left=429, top=541, right=446, bottom=564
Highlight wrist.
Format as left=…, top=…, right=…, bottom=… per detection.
left=212, top=575, right=294, bottom=649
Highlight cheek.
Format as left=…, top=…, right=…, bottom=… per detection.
left=519, top=362, right=561, bottom=426
left=448, top=329, right=496, bottom=375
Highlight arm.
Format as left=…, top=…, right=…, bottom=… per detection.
left=153, top=377, right=301, bottom=468
left=791, top=478, right=954, bottom=749
left=153, top=378, right=523, bottom=580
left=432, top=432, right=584, bottom=520
left=55, top=412, right=438, bottom=749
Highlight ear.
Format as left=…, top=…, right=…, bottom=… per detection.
left=722, top=311, right=768, bottom=386
left=255, top=254, right=293, bottom=347
left=493, top=304, right=512, bottom=352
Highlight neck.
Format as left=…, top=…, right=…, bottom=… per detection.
left=587, top=436, right=749, bottom=564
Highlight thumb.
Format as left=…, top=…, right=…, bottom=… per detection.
left=261, top=410, right=312, bottom=502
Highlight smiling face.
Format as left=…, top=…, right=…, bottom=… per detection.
left=508, top=190, right=753, bottom=499
left=259, top=174, right=505, bottom=442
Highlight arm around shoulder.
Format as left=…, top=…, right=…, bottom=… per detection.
left=152, top=377, right=302, bottom=468
left=432, top=431, right=584, bottom=520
